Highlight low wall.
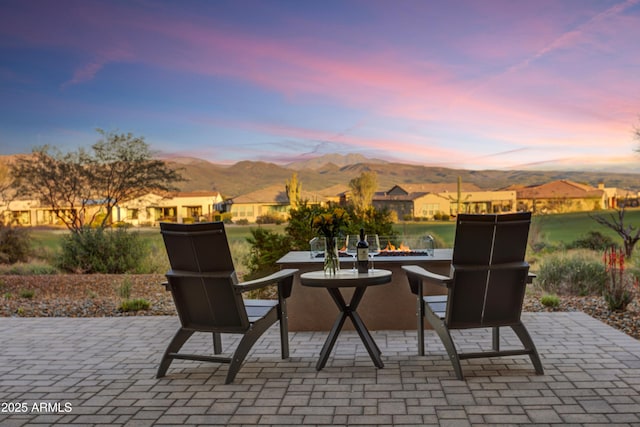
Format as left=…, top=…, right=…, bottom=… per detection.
left=277, top=250, right=453, bottom=331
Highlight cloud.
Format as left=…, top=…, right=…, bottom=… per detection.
left=504, top=0, right=640, bottom=75
left=61, top=46, right=134, bottom=89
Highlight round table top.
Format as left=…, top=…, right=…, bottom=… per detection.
left=300, top=269, right=392, bottom=288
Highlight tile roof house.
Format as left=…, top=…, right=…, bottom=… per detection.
left=512, top=180, right=606, bottom=213
left=223, top=185, right=337, bottom=223
left=373, top=183, right=517, bottom=219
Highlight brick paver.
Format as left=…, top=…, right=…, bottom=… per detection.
left=1, top=312, right=639, bottom=426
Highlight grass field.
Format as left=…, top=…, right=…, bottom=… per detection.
left=402, top=209, right=640, bottom=247
left=27, top=208, right=640, bottom=253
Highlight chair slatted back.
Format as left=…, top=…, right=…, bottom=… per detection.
left=160, top=222, right=249, bottom=333
left=446, top=212, right=531, bottom=329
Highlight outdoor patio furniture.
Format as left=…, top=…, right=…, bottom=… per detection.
left=157, top=221, right=297, bottom=384
left=402, top=212, right=544, bottom=380
left=299, top=269, right=392, bottom=370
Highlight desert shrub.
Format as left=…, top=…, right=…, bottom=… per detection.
left=540, top=293, right=560, bottom=308
left=0, top=261, right=59, bottom=275
left=602, top=247, right=638, bottom=311
left=433, top=212, right=450, bottom=221
left=569, top=231, right=616, bottom=252
left=135, top=238, right=169, bottom=274
left=119, top=298, right=150, bottom=312
left=58, top=227, right=147, bottom=274
left=229, top=239, right=251, bottom=279
left=118, top=277, right=132, bottom=299
left=0, top=224, right=32, bottom=264
left=19, top=289, right=35, bottom=299
left=244, top=227, right=292, bottom=283
left=536, top=250, right=607, bottom=296
left=256, top=213, right=284, bottom=225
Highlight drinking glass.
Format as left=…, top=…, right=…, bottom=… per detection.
left=367, top=234, right=380, bottom=271
left=309, top=236, right=325, bottom=258
left=345, top=235, right=359, bottom=272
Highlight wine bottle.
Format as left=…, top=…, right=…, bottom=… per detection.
left=356, top=228, right=369, bottom=273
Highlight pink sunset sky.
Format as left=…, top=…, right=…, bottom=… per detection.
left=1, top=0, right=639, bottom=171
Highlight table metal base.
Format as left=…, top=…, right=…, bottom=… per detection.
left=316, top=286, right=384, bottom=370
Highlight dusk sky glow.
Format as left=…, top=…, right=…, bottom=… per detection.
left=1, top=0, right=640, bottom=171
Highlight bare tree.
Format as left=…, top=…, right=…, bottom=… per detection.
left=10, top=130, right=184, bottom=233
left=591, top=203, right=640, bottom=257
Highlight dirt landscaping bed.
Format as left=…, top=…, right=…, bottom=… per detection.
left=1, top=274, right=638, bottom=341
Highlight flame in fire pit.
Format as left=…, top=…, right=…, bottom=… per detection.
left=384, top=241, right=411, bottom=252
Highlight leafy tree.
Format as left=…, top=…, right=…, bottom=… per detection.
left=347, top=205, right=396, bottom=238
left=286, top=201, right=326, bottom=250
left=285, top=172, right=301, bottom=209
left=244, top=227, right=292, bottom=280
left=10, top=130, right=184, bottom=234
left=286, top=202, right=396, bottom=251
left=349, top=171, right=378, bottom=219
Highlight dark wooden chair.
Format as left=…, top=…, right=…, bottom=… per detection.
left=157, top=221, right=297, bottom=384
left=402, top=212, right=543, bottom=380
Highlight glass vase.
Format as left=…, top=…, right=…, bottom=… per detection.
left=324, top=236, right=340, bottom=276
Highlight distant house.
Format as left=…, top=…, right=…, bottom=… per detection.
left=114, top=191, right=224, bottom=225
left=222, top=185, right=338, bottom=223
left=1, top=197, right=39, bottom=226
left=315, top=184, right=349, bottom=205
left=373, top=183, right=516, bottom=219
left=373, top=187, right=450, bottom=220
left=596, top=183, right=639, bottom=208
left=511, top=180, right=606, bottom=213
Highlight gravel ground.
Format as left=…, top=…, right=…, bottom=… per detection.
left=1, top=274, right=638, bottom=341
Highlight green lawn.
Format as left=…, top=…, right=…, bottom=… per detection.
left=531, top=210, right=640, bottom=244
left=394, top=209, right=640, bottom=248
left=26, top=209, right=640, bottom=261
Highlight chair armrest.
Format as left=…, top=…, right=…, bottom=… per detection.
left=527, top=272, right=536, bottom=284
left=237, top=268, right=298, bottom=298
left=402, top=265, right=452, bottom=295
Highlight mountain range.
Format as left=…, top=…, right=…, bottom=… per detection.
left=164, top=154, right=640, bottom=197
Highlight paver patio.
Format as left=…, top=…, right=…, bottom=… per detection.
left=1, top=312, right=639, bottom=426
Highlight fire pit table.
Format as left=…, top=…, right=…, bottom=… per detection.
left=276, top=249, right=453, bottom=331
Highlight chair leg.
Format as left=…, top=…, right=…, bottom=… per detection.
left=424, top=308, right=464, bottom=380
left=511, top=323, right=544, bottom=375
left=492, top=327, right=500, bottom=351
left=226, top=317, right=275, bottom=384
left=417, top=297, right=425, bottom=356
left=157, top=328, right=195, bottom=378
left=278, top=298, right=289, bottom=359
left=213, top=333, right=222, bottom=354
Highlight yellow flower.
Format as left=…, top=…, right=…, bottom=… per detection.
left=312, top=207, right=350, bottom=239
